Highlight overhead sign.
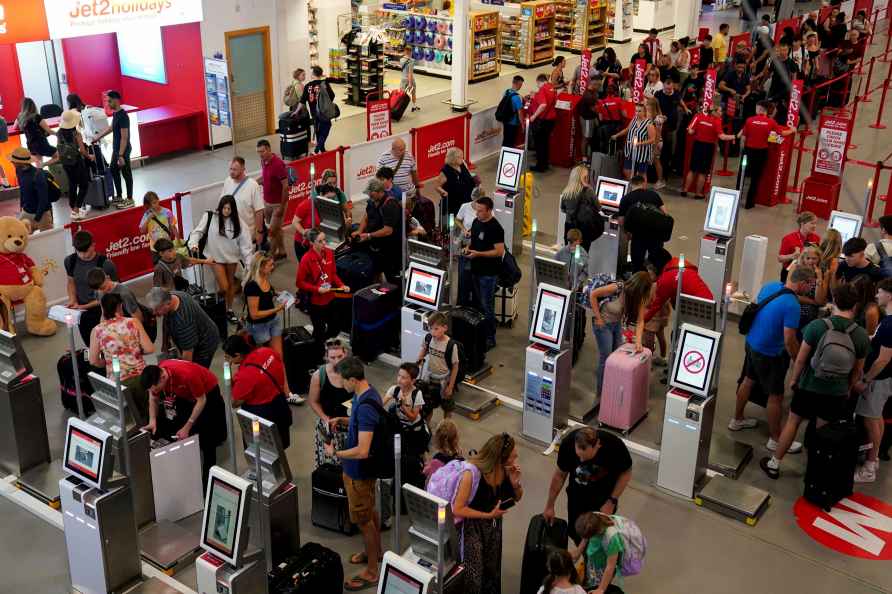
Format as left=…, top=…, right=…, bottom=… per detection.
left=44, top=0, right=203, bottom=39
left=795, top=493, right=892, bottom=559
left=814, top=115, right=849, bottom=177
left=0, top=0, right=50, bottom=44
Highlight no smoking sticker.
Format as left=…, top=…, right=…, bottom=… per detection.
left=683, top=351, right=705, bottom=374
left=502, top=162, right=516, bottom=179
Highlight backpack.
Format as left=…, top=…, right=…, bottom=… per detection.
left=283, top=82, right=300, bottom=108
left=316, top=82, right=340, bottom=121
left=495, top=90, right=518, bottom=123
left=603, top=515, right=647, bottom=577
left=426, top=460, right=481, bottom=524
left=385, top=386, right=431, bottom=456
left=875, top=241, right=892, bottom=278
left=57, top=135, right=82, bottom=167
left=358, top=398, right=400, bottom=479
left=810, top=318, right=858, bottom=380
left=576, top=274, right=621, bottom=310
left=626, top=201, right=673, bottom=242
left=424, top=333, right=467, bottom=389
left=738, top=287, right=793, bottom=335
left=499, top=250, right=522, bottom=288
left=573, top=194, right=605, bottom=243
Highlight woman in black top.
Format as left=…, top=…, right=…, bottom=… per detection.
left=434, top=147, right=476, bottom=220
left=307, top=339, right=352, bottom=466
left=452, top=433, right=524, bottom=594
left=629, top=43, right=652, bottom=66
left=17, top=98, right=56, bottom=159
left=56, top=109, right=93, bottom=221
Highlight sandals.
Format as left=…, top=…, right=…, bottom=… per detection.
left=344, top=574, right=378, bottom=591
left=348, top=552, right=383, bottom=565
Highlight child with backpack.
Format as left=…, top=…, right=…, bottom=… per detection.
left=422, top=419, right=464, bottom=485
left=538, top=549, right=586, bottom=594
left=417, top=311, right=463, bottom=420
left=573, top=512, right=647, bottom=594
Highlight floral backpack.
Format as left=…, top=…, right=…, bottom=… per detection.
left=425, top=460, right=480, bottom=525
left=577, top=273, right=622, bottom=310
left=605, top=515, right=647, bottom=576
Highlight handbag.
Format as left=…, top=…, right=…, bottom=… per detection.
left=317, top=82, right=340, bottom=121
left=498, top=250, right=522, bottom=288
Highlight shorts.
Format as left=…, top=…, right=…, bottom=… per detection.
left=855, top=377, right=892, bottom=419
left=264, top=203, right=284, bottom=227
left=401, top=80, right=415, bottom=94
left=690, top=141, right=716, bottom=174
left=247, top=316, right=283, bottom=345
left=19, top=210, right=53, bottom=232
left=427, top=373, right=456, bottom=414
left=343, top=474, right=376, bottom=525
left=623, top=158, right=649, bottom=175
left=744, top=344, right=789, bottom=396
left=790, top=387, right=849, bottom=423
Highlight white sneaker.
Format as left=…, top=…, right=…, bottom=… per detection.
left=287, top=393, right=306, bottom=405
left=728, top=417, right=758, bottom=431
left=653, top=180, right=667, bottom=190
left=854, top=461, right=878, bottom=483
left=766, top=438, right=803, bottom=454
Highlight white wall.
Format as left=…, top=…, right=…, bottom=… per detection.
left=316, top=0, right=351, bottom=75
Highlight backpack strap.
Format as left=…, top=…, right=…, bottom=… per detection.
left=244, top=362, right=285, bottom=397
left=876, top=240, right=888, bottom=260
left=844, top=321, right=858, bottom=335
left=445, top=339, right=456, bottom=371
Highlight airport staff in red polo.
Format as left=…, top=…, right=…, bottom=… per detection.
left=257, top=138, right=289, bottom=260
left=644, top=251, right=714, bottom=322
left=684, top=105, right=735, bottom=199
left=528, top=73, right=558, bottom=172
left=737, top=100, right=793, bottom=209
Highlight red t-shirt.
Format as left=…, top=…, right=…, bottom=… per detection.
left=742, top=115, right=782, bottom=149
left=779, top=230, right=821, bottom=259
left=261, top=154, right=288, bottom=205
left=0, top=253, right=35, bottom=285
left=597, top=96, right=625, bottom=122
left=645, top=259, right=714, bottom=322
left=159, top=359, right=219, bottom=401
left=690, top=114, right=724, bottom=144
left=532, top=83, right=558, bottom=120
left=232, top=347, right=286, bottom=406
left=293, top=197, right=320, bottom=242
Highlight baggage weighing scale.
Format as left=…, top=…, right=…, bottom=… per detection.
left=698, top=186, right=741, bottom=302
left=195, top=467, right=268, bottom=594
left=60, top=417, right=142, bottom=594
left=402, top=262, right=446, bottom=362
left=86, top=372, right=203, bottom=574
left=492, top=146, right=525, bottom=255
left=376, top=483, right=466, bottom=594
left=523, top=283, right=573, bottom=445
left=316, top=195, right=348, bottom=247
left=0, top=329, right=62, bottom=507
left=589, top=176, right=628, bottom=278
left=828, top=210, right=863, bottom=244
left=236, top=409, right=300, bottom=566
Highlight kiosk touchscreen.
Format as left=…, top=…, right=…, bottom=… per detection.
left=669, top=324, right=721, bottom=397
left=496, top=146, right=524, bottom=192
left=699, top=187, right=741, bottom=301
left=595, top=176, right=629, bottom=212
left=201, top=467, right=253, bottom=566
left=703, top=187, right=740, bottom=237
left=402, top=262, right=447, bottom=362
left=405, top=262, right=446, bottom=310
left=63, top=417, right=115, bottom=489
left=316, top=195, right=347, bottom=245
left=589, top=177, right=629, bottom=277
left=494, top=146, right=525, bottom=254
left=378, top=552, right=433, bottom=594
left=529, top=284, right=572, bottom=350
left=828, top=210, right=862, bottom=244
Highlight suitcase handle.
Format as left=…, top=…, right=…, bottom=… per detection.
left=619, top=386, right=623, bottom=406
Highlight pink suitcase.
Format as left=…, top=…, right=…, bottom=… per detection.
left=598, top=344, right=651, bottom=433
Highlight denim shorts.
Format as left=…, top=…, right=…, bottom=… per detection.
left=247, top=316, right=283, bottom=345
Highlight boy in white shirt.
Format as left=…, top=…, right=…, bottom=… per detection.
left=416, top=312, right=461, bottom=419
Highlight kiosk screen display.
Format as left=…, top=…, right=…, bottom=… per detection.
left=381, top=564, right=425, bottom=594
left=532, top=288, right=569, bottom=348
left=496, top=147, right=524, bottom=191
left=404, top=264, right=444, bottom=309
left=828, top=211, right=862, bottom=245
left=596, top=177, right=627, bottom=210
left=672, top=328, right=718, bottom=395
left=65, top=427, right=103, bottom=480
left=203, top=477, right=243, bottom=559
left=704, top=188, right=739, bottom=236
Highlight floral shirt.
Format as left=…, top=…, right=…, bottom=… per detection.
left=93, top=316, right=145, bottom=380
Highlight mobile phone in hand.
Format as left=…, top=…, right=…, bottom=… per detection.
left=499, top=498, right=515, bottom=511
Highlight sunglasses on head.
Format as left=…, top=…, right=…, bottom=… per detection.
left=326, top=338, right=345, bottom=348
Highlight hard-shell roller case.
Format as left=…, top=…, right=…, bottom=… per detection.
left=278, top=110, right=310, bottom=160
left=599, top=344, right=651, bottom=433
left=283, top=308, right=322, bottom=394
left=352, top=282, right=401, bottom=362
left=310, top=463, right=356, bottom=535
left=195, top=263, right=228, bottom=341
left=520, top=514, right=569, bottom=594
left=449, top=306, right=487, bottom=373
left=804, top=420, right=859, bottom=511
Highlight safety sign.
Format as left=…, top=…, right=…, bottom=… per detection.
left=814, top=116, right=849, bottom=177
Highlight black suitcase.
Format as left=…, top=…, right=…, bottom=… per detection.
left=804, top=420, right=859, bottom=511
left=391, top=93, right=411, bottom=122
left=351, top=283, right=400, bottom=362
left=57, top=350, right=98, bottom=415
left=336, top=249, right=375, bottom=294
left=268, top=542, right=344, bottom=594
left=311, top=464, right=356, bottom=535
left=193, top=266, right=228, bottom=341
left=449, top=306, right=487, bottom=374
left=283, top=325, right=321, bottom=394
left=520, top=514, right=569, bottom=594
left=329, top=293, right=353, bottom=336
left=84, top=174, right=110, bottom=209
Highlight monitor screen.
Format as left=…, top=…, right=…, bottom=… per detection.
left=531, top=286, right=570, bottom=349
left=404, top=263, right=444, bottom=310
left=203, top=477, right=243, bottom=560
left=380, top=563, right=425, bottom=594
left=704, top=187, right=739, bottom=236
left=65, top=426, right=103, bottom=480
left=118, top=28, right=168, bottom=84
left=671, top=327, right=719, bottom=395
left=496, top=147, right=524, bottom=191
left=828, top=211, right=862, bottom=245
left=595, top=177, right=628, bottom=210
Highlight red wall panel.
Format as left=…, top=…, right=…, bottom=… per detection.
left=0, top=44, right=25, bottom=122
left=62, top=33, right=122, bottom=107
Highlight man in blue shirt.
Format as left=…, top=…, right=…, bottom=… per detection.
left=10, top=147, right=53, bottom=232
left=730, top=266, right=816, bottom=452
left=502, top=75, right=525, bottom=148
left=325, top=356, right=382, bottom=591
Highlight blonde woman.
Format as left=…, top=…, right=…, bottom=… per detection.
left=434, top=147, right=475, bottom=219
left=560, top=164, right=600, bottom=250
left=452, top=433, right=523, bottom=594
left=787, top=246, right=828, bottom=330
left=819, top=228, right=842, bottom=279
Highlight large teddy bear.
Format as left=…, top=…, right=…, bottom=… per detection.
left=0, top=217, right=56, bottom=336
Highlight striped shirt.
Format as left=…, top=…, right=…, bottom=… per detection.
left=377, top=150, right=417, bottom=196
left=165, top=291, right=220, bottom=363
left=623, top=118, right=654, bottom=164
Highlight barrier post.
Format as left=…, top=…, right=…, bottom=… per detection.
left=882, top=24, right=892, bottom=62
left=464, top=113, right=475, bottom=170
left=861, top=57, right=877, bottom=102
left=869, top=77, right=890, bottom=129
left=789, top=134, right=805, bottom=193
left=848, top=95, right=861, bottom=150
left=865, top=162, right=884, bottom=227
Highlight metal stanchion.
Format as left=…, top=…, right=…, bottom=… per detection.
left=222, top=361, right=238, bottom=473
left=392, top=434, right=402, bottom=554
left=869, top=65, right=891, bottom=129
left=112, top=357, right=132, bottom=478
left=65, top=313, right=86, bottom=420
left=528, top=219, right=538, bottom=332
left=736, top=155, right=748, bottom=194
left=252, top=419, right=272, bottom=572
left=667, top=255, right=685, bottom=375
left=310, top=163, right=317, bottom=229
left=861, top=57, right=877, bottom=102
left=436, top=504, right=446, bottom=594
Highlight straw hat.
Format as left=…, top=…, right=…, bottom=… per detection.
left=8, top=147, right=32, bottom=165
left=59, top=109, right=81, bottom=130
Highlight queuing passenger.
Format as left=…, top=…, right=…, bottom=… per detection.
left=864, top=215, right=892, bottom=271
left=353, top=179, right=402, bottom=283
left=256, top=139, right=289, bottom=260
left=819, top=228, right=843, bottom=277
left=543, top=426, right=632, bottom=545
left=416, top=311, right=460, bottom=420
left=56, top=109, right=92, bottom=221
left=786, top=247, right=829, bottom=331
left=854, top=278, right=892, bottom=482
left=377, top=138, right=419, bottom=198
left=713, top=24, right=730, bottom=63
left=86, top=268, right=143, bottom=324
left=188, top=195, right=254, bottom=322
left=308, top=339, right=351, bottom=465
left=93, top=90, right=133, bottom=208
left=376, top=166, right=403, bottom=203
left=501, top=76, right=525, bottom=147
left=539, top=549, right=586, bottom=594
left=573, top=513, right=624, bottom=594
left=556, top=229, right=589, bottom=287
left=452, top=433, right=523, bottom=594
left=139, top=191, right=180, bottom=263
left=683, top=104, right=736, bottom=199
left=422, top=418, right=463, bottom=483
left=223, top=334, right=293, bottom=449
left=852, top=275, right=881, bottom=336
left=643, top=29, right=662, bottom=62
left=642, top=249, right=713, bottom=322
left=763, top=43, right=800, bottom=123
left=296, top=229, right=348, bottom=351
left=528, top=73, right=558, bottom=172
left=643, top=67, right=663, bottom=99
left=65, top=230, right=119, bottom=343
left=382, top=362, right=427, bottom=487
left=560, top=165, right=600, bottom=252
left=760, top=283, right=869, bottom=479
left=140, top=360, right=227, bottom=487
left=312, top=168, right=351, bottom=228
left=301, top=65, right=336, bottom=153
left=630, top=43, right=653, bottom=67
left=17, top=98, right=56, bottom=160
left=834, top=237, right=885, bottom=286
left=612, top=103, right=656, bottom=180
left=618, top=176, right=667, bottom=272
left=434, top=147, right=475, bottom=220
left=466, top=196, right=505, bottom=350
left=145, top=287, right=221, bottom=369
left=778, top=211, right=821, bottom=283
left=852, top=9, right=874, bottom=37
left=243, top=252, right=290, bottom=367
left=550, top=56, right=568, bottom=92
left=595, top=48, right=622, bottom=89
left=654, top=78, right=688, bottom=180
left=89, top=293, right=154, bottom=419
left=730, top=267, right=816, bottom=451
left=9, top=147, right=53, bottom=232
left=718, top=60, right=751, bottom=125
left=222, top=156, right=265, bottom=247
left=669, top=39, right=692, bottom=86
left=152, top=238, right=212, bottom=291
left=324, top=356, right=384, bottom=591
left=737, top=101, right=794, bottom=209
left=455, top=197, right=479, bottom=242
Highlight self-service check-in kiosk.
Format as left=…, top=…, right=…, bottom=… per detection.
left=698, top=186, right=741, bottom=302
left=60, top=417, right=142, bottom=594
left=401, top=262, right=446, bottom=362
left=195, top=466, right=267, bottom=594
left=589, top=177, right=628, bottom=277
left=236, top=409, right=300, bottom=566
left=523, top=283, right=573, bottom=445
left=316, top=195, right=348, bottom=247
left=828, top=210, right=863, bottom=244
left=493, top=146, right=525, bottom=255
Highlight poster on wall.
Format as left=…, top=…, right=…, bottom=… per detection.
left=204, top=58, right=231, bottom=129
left=44, top=0, right=204, bottom=39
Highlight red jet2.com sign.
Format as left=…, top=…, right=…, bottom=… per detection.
left=795, top=493, right=892, bottom=560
